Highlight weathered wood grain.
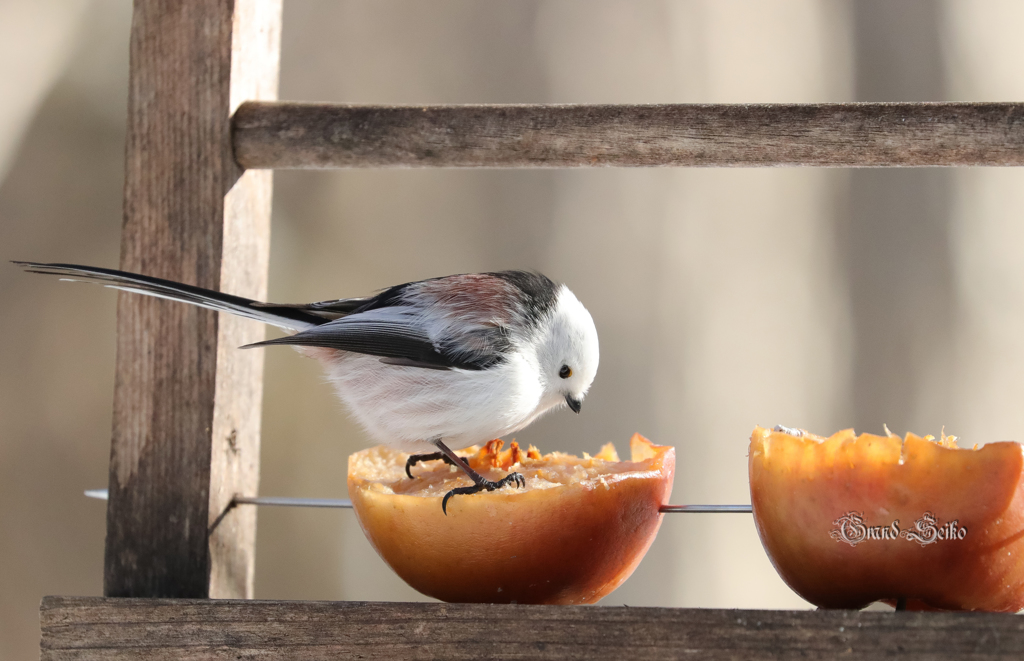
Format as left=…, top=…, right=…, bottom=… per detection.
left=40, top=597, right=1024, bottom=660
left=232, top=101, right=1024, bottom=168
left=107, top=0, right=280, bottom=599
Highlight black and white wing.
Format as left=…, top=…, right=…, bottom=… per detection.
left=17, top=263, right=555, bottom=372
left=243, top=271, right=558, bottom=371
left=246, top=305, right=510, bottom=370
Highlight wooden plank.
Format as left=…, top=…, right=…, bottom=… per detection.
left=232, top=101, right=1024, bottom=168
left=106, top=0, right=281, bottom=599
left=40, top=597, right=1024, bottom=660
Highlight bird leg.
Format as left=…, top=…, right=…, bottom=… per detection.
left=430, top=439, right=525, bottom=515
left=405, top=451, right=474, bottom=479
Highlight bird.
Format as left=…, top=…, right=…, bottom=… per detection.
left=15, top=261, right=600, bottom=513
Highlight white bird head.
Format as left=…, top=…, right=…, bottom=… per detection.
left=533, top=286, right=600, bottom=415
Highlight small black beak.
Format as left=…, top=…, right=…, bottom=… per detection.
left=565, top=394, right=582, bottom=414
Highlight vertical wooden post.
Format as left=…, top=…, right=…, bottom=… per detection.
left=105, top=0, right=281, bottom=599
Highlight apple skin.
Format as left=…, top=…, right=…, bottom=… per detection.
left=349, top=434, right=674, bottom=605
left=750, top=426, right=1024, bottom=612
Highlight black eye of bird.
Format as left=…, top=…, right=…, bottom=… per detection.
left=559, top=365, right=572, bottom=379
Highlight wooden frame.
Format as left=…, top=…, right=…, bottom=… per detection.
left=234, top=101, right=1024, bottom=168
left=39, top=597, right=1024, bottom=660
left=39, top=1, right=1024, bottom=659
left=105, top=0, right=280, bottom=599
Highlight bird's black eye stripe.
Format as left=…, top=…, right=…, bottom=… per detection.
left=559, top=365, right=572, bottom=379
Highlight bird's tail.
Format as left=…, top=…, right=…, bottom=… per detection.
left=14, top=261, right=325, bottom=331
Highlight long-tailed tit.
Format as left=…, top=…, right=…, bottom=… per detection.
left=16, top=262, right=600, bottom=512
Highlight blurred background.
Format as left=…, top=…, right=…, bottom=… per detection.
left=2, top=0, right=1024, bottom=655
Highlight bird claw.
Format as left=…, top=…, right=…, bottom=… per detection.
left=441, top=471, right=526, bottom=515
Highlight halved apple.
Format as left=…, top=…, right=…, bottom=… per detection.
left=750, top=426, right=1024, bottom=611
left=348, top=434, right=674, bottom=604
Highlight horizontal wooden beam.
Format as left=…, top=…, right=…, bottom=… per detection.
left=41, top=597, right=1024, bottom=660
left=232, top=101, right=1024, bottom=169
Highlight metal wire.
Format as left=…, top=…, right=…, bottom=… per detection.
left=84, top=489, right=750, bottom=513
